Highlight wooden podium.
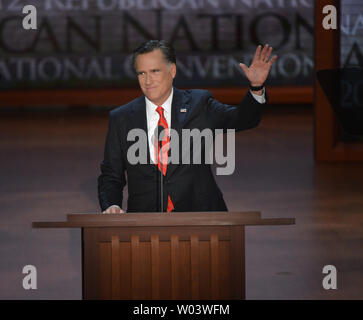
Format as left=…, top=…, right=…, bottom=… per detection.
left=33, top=212, right=294, bottom=300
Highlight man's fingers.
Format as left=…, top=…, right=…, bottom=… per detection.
left=269, top=55, right=278, bottom=65
left=239, top=63, right=248, bottom=75
left=264, top=46, right=273, bottom=62
left=103, top=209, right=118, bottom=213
left=102, top=205, right=124, bottom=214
left=253, top=45, right=262, bottom=61
left=260, top=44, right=270, bottom=61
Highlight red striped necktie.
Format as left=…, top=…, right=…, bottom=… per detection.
left=155, top=106, right=174, bottom=212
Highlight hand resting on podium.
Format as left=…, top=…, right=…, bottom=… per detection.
left=102, top=205, right=125, bottom=214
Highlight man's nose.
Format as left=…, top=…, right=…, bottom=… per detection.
left=145, top=74, right=151, bottom=85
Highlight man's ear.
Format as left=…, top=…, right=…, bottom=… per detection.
left=171, top=63, right=177, bottom=79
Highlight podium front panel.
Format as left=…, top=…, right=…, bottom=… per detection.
left=82, top=225, right=245, bottom=300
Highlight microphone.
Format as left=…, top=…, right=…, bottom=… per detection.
left=157, top=125, right=165, bottom=212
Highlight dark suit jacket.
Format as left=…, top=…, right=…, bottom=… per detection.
left=98, top=88, right=265, bottom=212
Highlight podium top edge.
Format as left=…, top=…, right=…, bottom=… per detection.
left=32, top=212, right=295, bottom=228
left=66, top=211, right=261, bottom=222
left=67, top=211, right=260, bottom=218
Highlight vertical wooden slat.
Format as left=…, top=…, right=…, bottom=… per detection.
left=82, top=228, right=99, bottom=299
left=111, top=235, right=120, bottom=299
left=138, top=240, right=152, bottom=299
left=178, top=240, right=191, bottom=298
left=159, top=240, right=171, bottom=299
left=131, top=235, right=140, bottom=299
left=210, top=233, right=219, bottom=299
left=120, top=241, right=131, bottom=299
left=170, top=234, right=179, bottom=299
left=240, top=227, right=246, bottom=299
left=218, top=240, right=231, bottom=299
left=198, top=240, right=210, bottom=299
left=190, top=234, right=200, bottom=299
left=99, top=242, right=111, bottom=299
left=230, top=226, right=245, bottom=299
left=151, top=234, right=160, bottom=299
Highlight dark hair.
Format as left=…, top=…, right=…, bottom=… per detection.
left=132, top=40, right=176, bottom=70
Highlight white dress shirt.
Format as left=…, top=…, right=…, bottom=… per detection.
left=145, top=87, right=265, bottom=163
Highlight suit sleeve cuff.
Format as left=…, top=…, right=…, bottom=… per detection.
left=250, top=88, right=266, bottom=104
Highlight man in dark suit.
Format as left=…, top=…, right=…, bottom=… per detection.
left=98, top=40, right=277, bottom=213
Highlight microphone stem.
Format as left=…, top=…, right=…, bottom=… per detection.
left=161, top=164, right=163, bottom=213
left=160, top=143, right=163, bottom=213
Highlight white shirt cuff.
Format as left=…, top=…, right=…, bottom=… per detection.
left=250, top=88, right=266, bottom=104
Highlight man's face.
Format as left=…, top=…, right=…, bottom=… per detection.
left=136, top=49, right=176, bottom=106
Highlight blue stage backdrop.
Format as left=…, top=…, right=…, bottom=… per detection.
left=340, top=0, right=363, bottom=68
left=0, top=0, right=361, bottom=91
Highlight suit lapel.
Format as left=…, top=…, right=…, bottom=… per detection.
left=166, top=88, right=191, bottom=179
left=170, top=88, right=183, bottom=136
left=130, top=96, right=153, bottom=168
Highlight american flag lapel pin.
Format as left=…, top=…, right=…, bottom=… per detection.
left=180, top=108, right=187, bottom=113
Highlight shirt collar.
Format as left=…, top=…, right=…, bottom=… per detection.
left=145, top=87, right=174, bottom=116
